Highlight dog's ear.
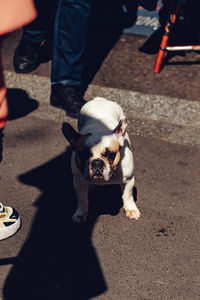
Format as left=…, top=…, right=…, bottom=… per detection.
left=62, top=122, right=81, bottom=150
left=113, top=118, right=127, bottom=146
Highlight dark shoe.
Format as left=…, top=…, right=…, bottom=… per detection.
left=50, top=84, right=86, bottom=117
left=13, top=38, right=41, bottom=73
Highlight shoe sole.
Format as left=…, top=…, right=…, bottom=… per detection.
left=0, top=217, right=21, bottom=241
left=13, top=61, right=40, bottom=74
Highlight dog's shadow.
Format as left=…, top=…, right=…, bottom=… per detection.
left=88, top=182, right=137, bottom=224
left=3, top=146, right=130, bottom=300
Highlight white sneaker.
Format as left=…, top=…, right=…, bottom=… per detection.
left=0, top=202, right=21, bottom=240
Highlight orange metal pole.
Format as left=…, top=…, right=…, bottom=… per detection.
left=154, top=4, right=181, bottom=73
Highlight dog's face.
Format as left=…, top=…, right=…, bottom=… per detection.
left=62, top=120, right=126, bottom=182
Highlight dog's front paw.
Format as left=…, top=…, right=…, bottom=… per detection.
left=123, top=204, right=141, bottom=220
left=72, top=211, right=87, bottom=224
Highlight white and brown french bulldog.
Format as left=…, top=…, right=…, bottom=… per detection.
left=62, top=97, right=140, bottom=223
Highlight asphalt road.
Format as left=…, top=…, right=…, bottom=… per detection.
left=0, top=26, right=200, bottom=300
left=2, top=27, right=200, bottom=102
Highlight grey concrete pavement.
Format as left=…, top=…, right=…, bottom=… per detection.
left=4, top=71, right=200, bottom=147
left=0, top=70, right=200, bottom=299
left=3, top=29, right=200, bottom=103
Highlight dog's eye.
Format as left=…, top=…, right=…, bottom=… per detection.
left=102, top=149, right=116, bottom=161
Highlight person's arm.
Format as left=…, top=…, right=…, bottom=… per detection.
left=0, top=0, right=37, bottom=36
left=0, top=0, right=37, bottom=128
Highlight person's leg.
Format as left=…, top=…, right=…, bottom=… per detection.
left=0, top=39, right=21, bottom=240
left=13, top=0, right=55, bottom=73
left=50, top=0, right=91, bottom=117
left=0, top=38, right=8, bottom=129
left=51, top=0, right=91, bottom=85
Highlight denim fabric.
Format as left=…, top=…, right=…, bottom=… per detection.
left=23, top=0, right=91, bottom=86
left=136, top=0, right=158, bottom=11
left=51, top=0, right=91, bottom=86
left=23, top=0, right=55, bottom=43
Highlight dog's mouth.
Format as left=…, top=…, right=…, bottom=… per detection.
left=90, top=158, right=105, bottom=180
left=91, top=170, right=104, bottom=179
left=83, top=158, right=113, bottom=182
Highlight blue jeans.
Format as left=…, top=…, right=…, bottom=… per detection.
left=136, top=0, right=158, bottom=11
left=23, top=0, right=91, bottom=86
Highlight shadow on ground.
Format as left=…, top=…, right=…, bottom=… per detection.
left=7, top=88, right=38, bottom=120
left=82, top=0, right=138, bottom=90
left=0, top=88, right=38, bottom=163
left=2, top=146, right=125, bottom=299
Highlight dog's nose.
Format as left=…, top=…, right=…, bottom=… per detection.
left=91, top=159, right=104, bottom=171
